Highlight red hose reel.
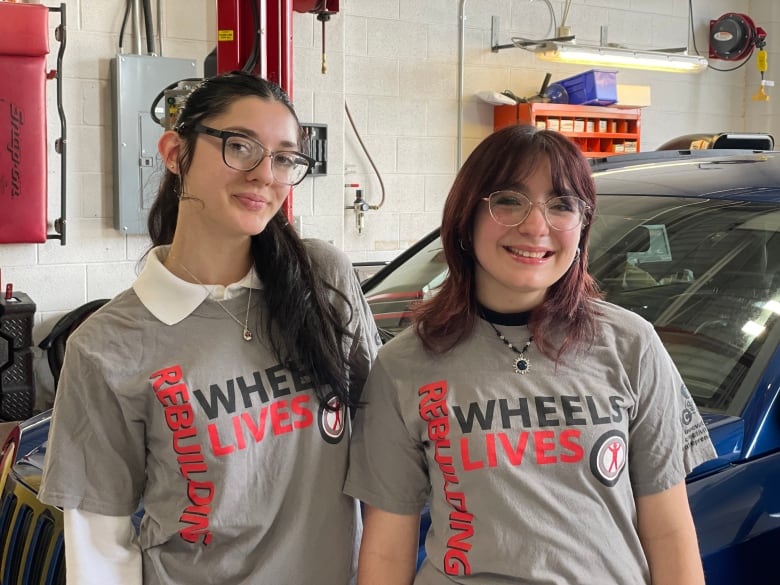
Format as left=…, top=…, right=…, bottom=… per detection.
left=709, top=13, right=766, bottom=61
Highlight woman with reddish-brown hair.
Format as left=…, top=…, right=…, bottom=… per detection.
left=345, top=124, right=716, bottom=585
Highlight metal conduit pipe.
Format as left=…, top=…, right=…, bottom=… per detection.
left=457, top=0, right=466, bottom=168
left=157, top=0, right=164, bottom=55
left=132, top=0, right=143, bottom=55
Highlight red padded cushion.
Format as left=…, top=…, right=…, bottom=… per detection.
left=0, top=3, right=49, bottom=243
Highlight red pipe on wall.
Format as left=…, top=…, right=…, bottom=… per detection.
left=215, top=0, right=339, bottom=222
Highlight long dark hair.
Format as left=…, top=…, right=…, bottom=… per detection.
left=414, top=125, right=601, bottom=359
left=147, top=71, right=355, bottom=408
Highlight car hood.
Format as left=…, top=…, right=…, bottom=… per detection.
left=687, top=412, right=745, bottom=478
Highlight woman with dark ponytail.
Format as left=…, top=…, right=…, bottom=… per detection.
left=40, top=70, right=380, bottom=585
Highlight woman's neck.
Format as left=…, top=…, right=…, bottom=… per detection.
left=164, top=235, right=253, bottom=286
left=477, top=304, right=532, bottom=326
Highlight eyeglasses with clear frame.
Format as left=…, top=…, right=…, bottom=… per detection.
left=482, top=190, right=590, bottom=231
left=191, top=124, right=314, bottom=186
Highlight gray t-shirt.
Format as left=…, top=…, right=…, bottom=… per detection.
left=345, top=300, right=716, bottom=585
left=40, top=240, right=381, bottom=585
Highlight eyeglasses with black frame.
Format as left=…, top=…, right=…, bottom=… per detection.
left=191, top=124, right=314, bottom=186
left=482, top=190, right=590, bottom=231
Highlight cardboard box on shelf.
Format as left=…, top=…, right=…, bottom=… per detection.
left=616, top=84, right=651, bottom=108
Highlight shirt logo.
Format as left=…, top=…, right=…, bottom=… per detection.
left=318, top=394, right=346, bottom=444
left=590, top=430, right=627, bottom=487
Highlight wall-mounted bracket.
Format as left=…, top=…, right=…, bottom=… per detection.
left=490, top=15, right=574, bottom=53
left=302, top=123, right=328, bottom=176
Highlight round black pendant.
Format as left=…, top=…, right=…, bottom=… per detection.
left=513, top=356, right=530, bottom=374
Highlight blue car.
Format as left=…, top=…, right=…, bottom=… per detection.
left=1, top=148, right=779, bottom=583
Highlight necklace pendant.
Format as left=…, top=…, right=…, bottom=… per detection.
left=243, top=328, right=253, bottom=342
left=513, top=355, right=530, bottom=374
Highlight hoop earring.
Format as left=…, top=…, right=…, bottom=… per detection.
left=459, top=239, right=469, bottom=251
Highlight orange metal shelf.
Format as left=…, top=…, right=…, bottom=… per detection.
left=494, top=103, right=641, bottom=157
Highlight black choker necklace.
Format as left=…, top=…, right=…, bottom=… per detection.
left=486, top=321, right=534, bottom=374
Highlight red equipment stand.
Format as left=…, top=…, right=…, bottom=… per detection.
left=215, top=0, right=337, bottom=222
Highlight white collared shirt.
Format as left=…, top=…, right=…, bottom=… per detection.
left=133, top=245, right=261, bottom=324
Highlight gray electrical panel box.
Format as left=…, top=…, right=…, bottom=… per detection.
left=111, top=54, right=197, bottom=234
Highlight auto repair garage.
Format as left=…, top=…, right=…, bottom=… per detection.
left=1, top=0, right=780, bottom=584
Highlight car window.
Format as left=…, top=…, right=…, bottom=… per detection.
left=365, top=196, right=780, bottom=417
left=590, top=196, right=780, bottom=415
left=365, top=238, right=448, bottom=340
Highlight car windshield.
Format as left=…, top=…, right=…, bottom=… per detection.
left=365, top=196, right=780, bottom=416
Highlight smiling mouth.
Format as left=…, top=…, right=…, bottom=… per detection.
left=505, top=246, right=552, bottom=259
left=236, top=193, right=268, bottom=203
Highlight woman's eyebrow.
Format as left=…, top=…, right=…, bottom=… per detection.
left=495, top=181, right=527, bottom=192
left=496, top=182, right=564, bottom=197
left=222, top=126, right=298, bottom=149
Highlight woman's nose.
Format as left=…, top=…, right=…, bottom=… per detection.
left=518, top=203, right=550, bottom=234
left=247, top=154, right=275, bottom=183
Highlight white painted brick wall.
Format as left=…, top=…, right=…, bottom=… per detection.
left=5, top=0, right=774, bottom=356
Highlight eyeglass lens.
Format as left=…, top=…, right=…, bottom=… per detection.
left=487, top=191, right=586, bottom=231
left=223, top=135, right=310, bottom=185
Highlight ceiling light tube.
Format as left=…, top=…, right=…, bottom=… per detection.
left=536, top=42, right=708, bottom=73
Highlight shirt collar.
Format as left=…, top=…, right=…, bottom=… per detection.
left=133, top=246, right=261, bottom=326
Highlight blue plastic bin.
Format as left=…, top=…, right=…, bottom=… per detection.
left=553, top=69, right=617, bottom=106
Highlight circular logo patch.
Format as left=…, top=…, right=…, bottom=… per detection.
left=590, top=430, right=627, bottom=487
left=318, top=394, right=346, bottom=444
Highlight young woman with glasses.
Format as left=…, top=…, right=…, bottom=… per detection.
left=40, top=71, right=380, bottom=584
left=344, top=125, right=715, bottom=585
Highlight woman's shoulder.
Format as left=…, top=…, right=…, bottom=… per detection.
left=65, top=289, right=149, bottom=347
left=303, top=238, right=353, bottom=274
left=376, top=327, right=427, bottom=362
left=589, top=298, right=656, bottom=338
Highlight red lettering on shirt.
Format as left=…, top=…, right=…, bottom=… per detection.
left=499, top=431, right=530, bottom=465
left=207, top=397, right=315, bottom=456
left=535, top=430, right=557, bottom=464
left=559, top=429, right=584, bottom=462
left=419, top=381, right=473, bottom=576
left=460, top=438, right=484, bottom=471
left=460, top=430, right=584, bottom=469
left=150, top=365, right=183, bottom=392
left=290, top=395, right=314, bottom=428
left=151, top=364, right=213, bottom=546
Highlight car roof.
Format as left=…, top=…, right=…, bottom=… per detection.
left=591, top=150, right=780, bottom=202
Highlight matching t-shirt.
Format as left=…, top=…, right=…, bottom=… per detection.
left=40, top=241, right=717, bottom=585
left=345, top=299, right=717, bottom=585
left=40, top=240, right=381, bottom=585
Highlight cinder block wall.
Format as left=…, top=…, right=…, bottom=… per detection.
left=3, top=0, right=773, bottom=406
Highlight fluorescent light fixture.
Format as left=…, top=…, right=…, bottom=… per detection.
left=536, top=42, right=708, bottom=73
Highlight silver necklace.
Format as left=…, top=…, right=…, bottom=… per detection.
left=486, top=321, right=533, bottom=374
left=178, top=263, right=254, bottom=341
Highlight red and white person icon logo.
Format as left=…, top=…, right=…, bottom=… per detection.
left=590, top=430, right=627, bottom=487
left=318, top=394, right=347, bottom=444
